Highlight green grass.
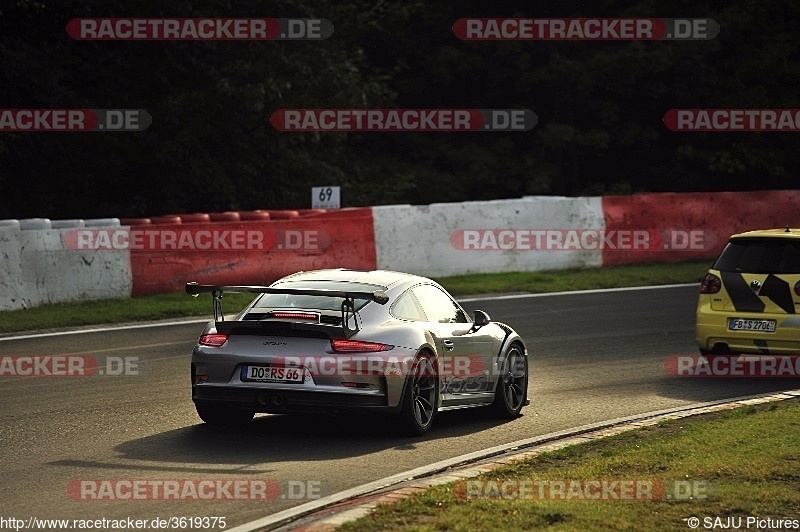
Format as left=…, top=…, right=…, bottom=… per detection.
left=339, top=399, right=800, bottom=531
left=0, top=260, right=710, bottom=334
left=0, top=292, right=255, bottom=334
left=435, top=260, right=710, bottom=296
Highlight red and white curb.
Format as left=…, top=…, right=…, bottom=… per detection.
left=226, top=389, right=800, bottom=532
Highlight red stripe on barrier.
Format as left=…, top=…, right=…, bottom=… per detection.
left=601, top=190, right=800, bottom=266
left=130, top=208, right=377, bottom=296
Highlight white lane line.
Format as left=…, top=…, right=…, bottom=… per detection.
left=0, top=318, right=210, bottom=342
left=0, top=284, right=698, bottom=342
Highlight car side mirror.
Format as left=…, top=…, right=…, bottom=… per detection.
left=473, top=310, right=491, bottom=327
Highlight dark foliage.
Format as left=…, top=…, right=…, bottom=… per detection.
left=1, top=0, right=798, bottom=218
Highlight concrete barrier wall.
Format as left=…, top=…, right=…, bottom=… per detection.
left=14, top=218, right=132, bottom=309
left=2, top=191, right=798, bottom=310
left=130, top=208, right=377, bottom=296
left=0, top=220, right=22, bottom=310
left=0, top=209, right=377, bottom=309
left=375, top=190, right=800, bottom=276
left=602, top=191, right=800, bottom=266
left=373, top=197, right=605, bottom=277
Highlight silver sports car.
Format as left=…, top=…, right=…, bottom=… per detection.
left=186, top=269, right=529, bottom=434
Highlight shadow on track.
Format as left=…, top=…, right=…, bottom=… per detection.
left=49, top=407, right=526, bottom=474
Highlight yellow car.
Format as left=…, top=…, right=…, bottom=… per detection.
left=696, top=228, right=800, bottom=355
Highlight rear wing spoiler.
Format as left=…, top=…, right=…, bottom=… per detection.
left=185, top=282, right=389, bottom=336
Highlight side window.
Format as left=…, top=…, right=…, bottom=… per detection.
left=391, top=290, right=427, bottom=321
left=412, top=285, right=468, bottom=324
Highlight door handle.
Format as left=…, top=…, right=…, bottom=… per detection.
left=443, top=340, right=455, bottom=351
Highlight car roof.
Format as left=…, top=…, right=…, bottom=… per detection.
left=731, top=228, right=800, bottom=240
left=276, top=268, right=429, bottom=288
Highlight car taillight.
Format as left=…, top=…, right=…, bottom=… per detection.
left=271, top=311, right=319, bottom=321
left=700, top=273, right=721, bottom=294
left=331, top=339, right=393, bottom=353
left=795, top=281, right=800, bottom=297
left=199, top=334, right=228, bottom=347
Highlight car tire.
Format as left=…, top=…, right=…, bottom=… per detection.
left=195, top=404, right=255, bottom=426
left=491, top=343, right=528, bottom=418
left=400, top=354, right=438, bottom=435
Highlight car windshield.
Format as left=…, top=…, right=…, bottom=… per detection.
left=713, top=238, right=800, bottom=274
left=252, top=281, right=386, bottom=311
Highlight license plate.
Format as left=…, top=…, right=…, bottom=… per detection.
left=728, top=318, right=776, bottom=332
left=241, top=365, right=304, bottom=383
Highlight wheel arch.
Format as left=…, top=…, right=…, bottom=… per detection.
left=490, top=327, right=528, bottom=393
left=497, top=329, right=528, bottom=363
left=397, top=344, right=437, bottom=406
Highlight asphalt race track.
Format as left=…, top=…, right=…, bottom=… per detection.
left=2, top=285, right=798, bottom=528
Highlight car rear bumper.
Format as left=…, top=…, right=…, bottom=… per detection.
left=696, top=302, right=800, bottom=354
left=191, top=344, right=418, bottom=408
left=192, top=384, right=400, bottom=414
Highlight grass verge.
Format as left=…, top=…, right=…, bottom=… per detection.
left=339, top=399, right=800, bottom=531
left=435, top=259, right=709, bottom=296
left=0, top=260, right=709, bottom=334
left=0, top=292, right=255, bottom=334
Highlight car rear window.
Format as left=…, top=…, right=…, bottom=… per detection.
left=713, top=238, right=800, bottom=274
left=252, top=281, right=386, bottom=311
